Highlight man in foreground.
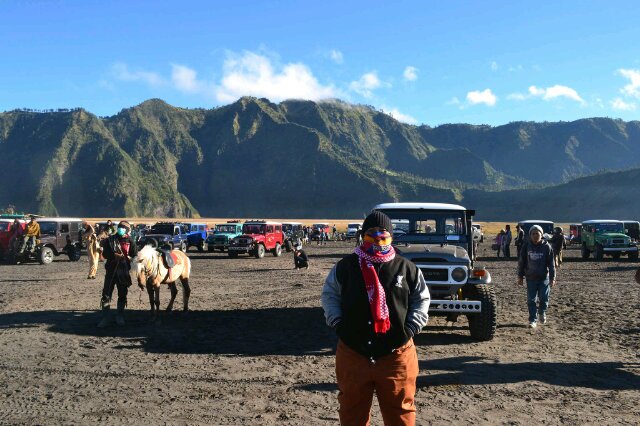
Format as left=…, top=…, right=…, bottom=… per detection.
left=517, top=225, right=556, bottom=328
left=322, top=211, right=430, bottom=425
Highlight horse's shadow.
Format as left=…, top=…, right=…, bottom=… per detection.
left=0, top=307, right=336, bottom=356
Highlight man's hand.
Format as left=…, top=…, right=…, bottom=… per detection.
left=516, top=277, right=524, bottom=286
left=550, top=280, right=557, bottom=288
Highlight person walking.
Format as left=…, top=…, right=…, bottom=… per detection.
left=82, top=221, right=100, bottom=279
left=517, top=225, right=556, bottom=328
left=515, top=224, right=525, bottom=258
left=550, top=227, right=566, bottom=267
left=494, top=230, right=504, bottom=258
left=293, top=244, right=309, bottom=269
left=322, top=211, right=430, bottom=425
left=98, top=221, right=137, bottom=327
left=502, top=224, right=513, bottom=259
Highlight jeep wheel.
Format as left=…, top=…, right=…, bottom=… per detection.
left=228, top=251, right=238, bottom=258
left=612, top=253, right=621, bottom=260
left=595, top=244, right=604, bottom=261
left=464, top=284, right=497, bottom=341
left=198, top=241, right=205, bottom=253
left=272, top=243, right=282, bottom=257
left=629, top=250, right=639, bottom=261
left=207, top=246, right=214, bottom=252
left=180, top=242, right=187, bottom=253
left=254, top=244, right=265, bottom=259
left=39, top=247, right=54, bottom=265
left=581, top=244, right=590, bottom=259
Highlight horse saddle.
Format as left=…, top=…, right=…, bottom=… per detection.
left=158, top=248, right=180, bottom=269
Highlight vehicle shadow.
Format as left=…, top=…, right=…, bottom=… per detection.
left=294, top=356, right=640, bottom=393
left=0, top=307, right=336, bottom=356
left=605, top=265, right=640, bottom=272
left=417, top=356, right=640, bottom=391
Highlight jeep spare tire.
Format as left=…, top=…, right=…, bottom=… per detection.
left=595, top=244, right=604, bottom=261
left=39, top=247, right=54, bottom=265
left=272, top=243, right=282, bottom=257
left=254, top=244, right=265, bottom=259
left=465, top=284, right=497, bottom=341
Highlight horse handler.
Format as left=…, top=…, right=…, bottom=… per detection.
left=82, top=221, right=101, bottom=279
left=322, top=211, right=430, bottom=425
left=98, top=221, right=138, bottom=327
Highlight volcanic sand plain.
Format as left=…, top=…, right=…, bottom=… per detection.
left=0, top=239, right=638, bottom=424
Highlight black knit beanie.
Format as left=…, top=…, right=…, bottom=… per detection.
left=362, top=211, right=393, bottom=234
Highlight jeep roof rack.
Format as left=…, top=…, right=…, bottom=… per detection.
left=582, top=219, right=623, bottom=224
left=374, top=202, right=466, bottom=211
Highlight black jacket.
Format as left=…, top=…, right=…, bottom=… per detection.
left=322, top=254, right=429, bottom=359
left=101, top=235, right=138, bottom=270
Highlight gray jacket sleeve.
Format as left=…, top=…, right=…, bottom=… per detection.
left=405, top=268, right=430, bottom=336
left=321, top=264, right=342, bottom=328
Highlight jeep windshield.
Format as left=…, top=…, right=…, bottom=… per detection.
left=39, top=222, right=58, bottom=236
left=149, top=224, right=174, bottom=235
left=243, top=224, right=265, bottom=234
left=595, top=223, right=624, bottom=233
left=375, top=209, right=467, bottom=243
left=216, top=225, right=237, bottom=233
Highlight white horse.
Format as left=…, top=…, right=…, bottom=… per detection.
left=133, top=245, right=192, bottom=321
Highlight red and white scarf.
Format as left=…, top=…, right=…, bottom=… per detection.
left=354, top=233, right=395, bottom=334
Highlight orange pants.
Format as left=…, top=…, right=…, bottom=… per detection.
left=336, top=339, right=419, bottom=426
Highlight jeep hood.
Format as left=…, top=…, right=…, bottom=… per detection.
left=394, top=243, right=470, bottom=263
left=598, top=232, right=628, bottom=239
left=144, top=233, right=171, bottom=238
left=214, top=233, right=237, bottom=238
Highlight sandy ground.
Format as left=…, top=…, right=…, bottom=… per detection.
left=0, top=241, right=638, bottom=425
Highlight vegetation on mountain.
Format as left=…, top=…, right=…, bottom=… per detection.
left=0, top=97, right=638, bottom=219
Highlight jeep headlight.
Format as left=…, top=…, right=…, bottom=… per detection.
left=451, top=267, right=467, bottom=282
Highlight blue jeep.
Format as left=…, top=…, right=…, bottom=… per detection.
left=139, top=222, right=189, bottom=252
left=184, top=222, right=210, bottom=252
left=206, top=222, right=244, bottom=252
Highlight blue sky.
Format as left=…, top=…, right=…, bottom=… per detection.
left=1, top=0, right=639, bottom=125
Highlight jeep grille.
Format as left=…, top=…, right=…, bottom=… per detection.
left=612, top=239, right=625, bottom=244
left=419, top=268, right=449, bottom=281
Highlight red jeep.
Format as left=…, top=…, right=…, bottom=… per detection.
left=0, top=219, right=25, bottom=259
left=228, top=221, right=284, bottom=258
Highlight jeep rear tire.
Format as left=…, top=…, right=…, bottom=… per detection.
left=464, top=284, right=497, bottom=341
left=67, top=245, right=81, bottom=262
left=198, top=241, right=205, bottom=253
left=254, top=244, right=265, bottom=259
left=39, top=247, right=54, bottom=265
left=272, top=243, right=282, bottom=257
left=581, top=244, right=590, bottom=259
left=629, top=250, right=639, bottom=261
left=228, top=251, right=238, bottom=258
left=595, top=244, right=604, bottom=261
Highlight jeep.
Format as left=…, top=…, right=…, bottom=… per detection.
left=139, top=222, right=188, bottom=252
left=373, top=203, right=497, bottom=341
left=228, top=221, right=284, bottom=258
left=471, top=223, right=484, bottom=243
left=568, top=223, right=582, bottom=246
left=0, top=218, right=25, bottom=259
left=282, top=222, right=304, bottom=251
left=207, top=221, right=243, bottom=252
left=581, top=220, right=638, bottom=261
left=311, top=223, right=330, bottom=241
left=517, top=220, right=554, bottom=241
left=184, top=222, right=209, bottom=252
left=9, top=217, right=84, bottom=265
left=346, top=222, right=362, bottom=240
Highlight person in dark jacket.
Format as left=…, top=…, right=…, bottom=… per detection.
left=550, top=227, right=567, bottom=268
left=322, top=211, right=430, bottom=426
left=293, top=245, right=308, bottom=269
left=515, top=224, right=525, bottom=258
left=97, top=220, right=138, bottom=327
left=517, top=224, right=556, bottom=328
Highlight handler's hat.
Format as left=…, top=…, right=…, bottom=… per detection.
left=117, top=220, right=131, bottom=231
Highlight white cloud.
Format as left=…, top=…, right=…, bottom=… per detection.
left=507, top=92, right=526, bottom=101
left=446, top=97, right=461, bottom=105
left=403, top=66, right=418, bottom=81
left=349, top=72, right=387, bottom=98
left=329, top=49, right=344, bottom=64
left=383, top=107, right=418, bottom=124
left=528, top=85, right=585, bottom=104
left=491, top=61, right=498, bottom=71
left=111, top=62, right=164, bottom=86
left=171, top=64, right=204, bottom=93
left=215, top=51, right=338, bottom=103
left=617, top=68, right=640, bottom=98
left=610, top=97, right=636, bottom=111
left=466, top=89, right=497, bottom=106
